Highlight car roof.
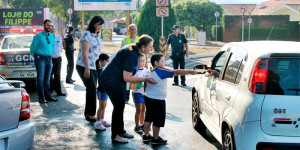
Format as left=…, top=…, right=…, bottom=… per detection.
left=226, top=41, right=300, bottom=57
left=3, top=34, right=35, bottom=38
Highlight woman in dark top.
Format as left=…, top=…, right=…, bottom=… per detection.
left=100, top=34, right=156, bottom=143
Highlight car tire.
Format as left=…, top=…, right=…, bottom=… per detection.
left=192, top=92, right=205, bottom=131
left=222, top=128, right=235, bottom=150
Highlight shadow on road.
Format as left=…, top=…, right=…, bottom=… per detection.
left=166, top=113, right=183, bottom=122
left=194, top=126, right=222, bottom=150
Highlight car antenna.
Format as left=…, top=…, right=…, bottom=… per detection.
left=267, top=23, right=276, bottom=41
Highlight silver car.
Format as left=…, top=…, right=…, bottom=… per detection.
left=0, top=34, right=36, bottom=86
left=0, top=75, right=34, bottom=150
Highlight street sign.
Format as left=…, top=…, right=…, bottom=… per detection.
left=214, top=11, right=220, bottom=17
left=156, top=0, right=169, bottom=7
left=240, top=6, right=247, bottom=13
left=67, top=8, right=73, bottom=15
left=159, top=36, right=166, bottom=53
left=248, top=18, right=253, bottom=24
left=156, top=7, right=169, bottom=17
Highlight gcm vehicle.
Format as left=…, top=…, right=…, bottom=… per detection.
left=192, top=41, right=300, bottom=150
left=0, top=28, right=42, bottom=86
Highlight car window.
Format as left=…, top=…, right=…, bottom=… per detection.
left=223, top=51, right=245, bottom=84
left=0, top=76, right=10, bottom=88
left=266, top=58, right=300, bottom=96
left=211, top=51, right=229, bottom=77
left=2, top=36, right=33, bottom=49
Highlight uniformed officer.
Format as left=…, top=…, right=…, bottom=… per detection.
left=120, top=24, right=139, bottom=104
left=63, top=26, right=76, bottom=84
left=164, top=25, right=189, bottom=86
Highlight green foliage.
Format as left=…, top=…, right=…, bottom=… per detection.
left=239, top=27, right=288, bottom=41
left=8, top=0, right=46, bottom=8
left=173, top=0, right=223, bottom=31
left=288, top=21, right=300, bottom=41
left=136, top=0, right=176, bottom=53
left=211, top=25, right=223, bottom=41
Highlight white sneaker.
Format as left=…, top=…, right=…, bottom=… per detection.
left=101, top=120, right=111, bottom=127
left=94, top=121, right=106, bottom=131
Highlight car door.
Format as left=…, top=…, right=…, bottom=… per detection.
left=213, top=47, right=247, bottom=128
left=204, top=49, right=230, bottom=129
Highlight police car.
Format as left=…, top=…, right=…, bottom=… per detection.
left=192, top=41, right=300, bottom=150
left=0, top=28, right=42, bottom=85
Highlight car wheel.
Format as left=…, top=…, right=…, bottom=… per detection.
left=192, top=92, right=205, bottom=130
left=222, top=128, right=235, bottom=150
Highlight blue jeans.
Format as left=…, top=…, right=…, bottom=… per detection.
left=34, top=54, right=53, bottom=100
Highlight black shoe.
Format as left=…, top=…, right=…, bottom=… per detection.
left=85, top=115, right=97, bottom=122
left=142, top=134, right=153, bottom=143
left=152, top=136, right=167, bottom=145
left=66, top=80, right=74, bottom=84
left=39, top=99, right=48, bottom=103
left=70, top=79, right=76, bottom=82
left=181, top=83, right=187, bottom=86
left=172, top=83, right=179, bottom=86
left=57, top=92, right=66, bottom=96
left=46, top=97, right=58, bottom=102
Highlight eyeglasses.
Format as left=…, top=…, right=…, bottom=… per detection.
left=173, top=29, right=178, bottom=30
left=46, top=36, right=50, bottom=44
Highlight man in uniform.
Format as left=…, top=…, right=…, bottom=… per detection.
left=63, top=26, right=75, bottom=84
left=121, top=24, right=139, bottom=104
left=164, top=25, right=189, bottom=86
left=50, top=26, right=66, bottom=96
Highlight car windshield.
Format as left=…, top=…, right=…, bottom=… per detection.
left=1, top=36, right=33, bottom=50
left=267, top=58, right=300, bottom=96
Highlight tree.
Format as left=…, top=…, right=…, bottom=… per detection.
left=173, top=0, right=223, bottom=31
left=137, top=0, right=176, bottom=53
left=7, top=0, right=46, bottom=8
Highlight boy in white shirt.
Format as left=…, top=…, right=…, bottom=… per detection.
left=129, top=54, right=150, bottom=134
left=142, top=53, right=201, bottom=145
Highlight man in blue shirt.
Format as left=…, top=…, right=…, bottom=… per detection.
left=164, top=25, right=189, bottom=86
left=30, top=19, right=58, bottom=103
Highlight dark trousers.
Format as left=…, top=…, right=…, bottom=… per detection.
left=34, top=54, right=52, bottom=100
left=50, top=57, right=62, bottom=94
left=172, top=54, right=186, bottom=84
left=66, top=50, right=74, bottom=82
left=100, top=74, right=126, bottom=139
left=76, top=65, right=97, bottom=117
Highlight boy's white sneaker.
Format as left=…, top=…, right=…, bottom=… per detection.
left=94, top=121, right=106, bottom=131
left=101, top=120, right=111, bottom=127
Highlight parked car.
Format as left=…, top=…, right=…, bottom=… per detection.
left=192, top=41, right=300, bottom=150
left=0, top=75, right=34, bottom=150
left=0, top=34, right=36, bottom=86
left=74, top=28, right=81, bottom=39
left=119, top=27, right=127, bottom=35
left=113, top=25, right=126, bottom=35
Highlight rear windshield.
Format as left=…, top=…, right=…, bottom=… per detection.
left=267, top=58, right=300, bottom=96
left=1, top=36, right=33, bottom=49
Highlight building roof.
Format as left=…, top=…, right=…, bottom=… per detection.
left=222, top=0, right=300, bottom=15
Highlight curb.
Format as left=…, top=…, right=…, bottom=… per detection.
left=165, top=53, right=216, bottom=65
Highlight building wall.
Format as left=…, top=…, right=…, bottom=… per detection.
left=223, top=15, right=290, bottom=42
left=271, top=7, right=299, bottom=21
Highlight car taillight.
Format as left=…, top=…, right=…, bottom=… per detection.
left=0, top=52, right=6, bottom=65
left=19, top=92, right=31, bottom=122
left=249, top=58, right=269, bottom=94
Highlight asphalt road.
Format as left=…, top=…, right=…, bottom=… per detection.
left=29, top=54, right=221, bottom=150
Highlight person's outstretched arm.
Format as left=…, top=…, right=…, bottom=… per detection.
left=174, top=69, right=202, bottom=76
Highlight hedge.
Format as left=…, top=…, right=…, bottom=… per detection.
left=239, top=27, right=288, bottom=41
left=211, top=25, right=223, bottom=41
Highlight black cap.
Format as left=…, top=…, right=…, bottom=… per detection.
left=68, top=26, right=74, bottom=32
left=173, top=25, right=180, bottom=29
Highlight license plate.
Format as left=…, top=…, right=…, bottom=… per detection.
left=20, top=71, right=36, bottom=77
left=0, top=139, right=5, bottom=150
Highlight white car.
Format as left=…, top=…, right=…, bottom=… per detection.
left=192, top=41, right=300, bottom=150
left=0, top=34, right=36, bottom=86
left=0, top=75, right=34, bottom=150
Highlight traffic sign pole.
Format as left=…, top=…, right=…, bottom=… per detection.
left=161, top=17, right=163, bottom=36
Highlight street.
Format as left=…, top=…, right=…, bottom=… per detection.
left=29, top=53, right=221, bottom=150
